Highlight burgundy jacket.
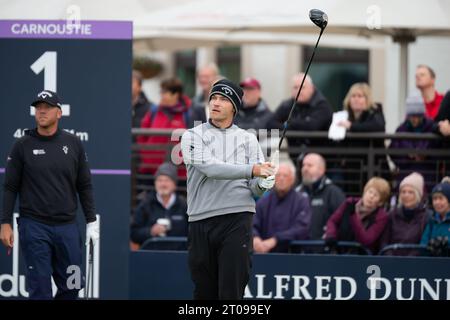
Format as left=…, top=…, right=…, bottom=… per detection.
left=325, top=197, right=389, bottom=253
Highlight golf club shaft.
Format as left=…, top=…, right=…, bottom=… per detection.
left=278, top=28, right=325, bottom=150
left=86, top=239, right=94, bottom=299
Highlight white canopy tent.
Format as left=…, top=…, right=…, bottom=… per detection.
left=134, top=0, right=450, bottom=35
left=135, top=0, right=450, bottom=114
left=2, top=0, right=450, bottom=117
left=132, top=29, right=385, bottom=51
left=0, top=0, right=192, bottom=21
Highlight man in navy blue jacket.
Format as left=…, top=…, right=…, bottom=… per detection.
left=131, top=162, right=188, bottom=246
left=0, top=90, right=99, bottom=300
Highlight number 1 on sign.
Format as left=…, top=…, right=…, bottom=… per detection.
left=30, top=51, right=57, bottom=92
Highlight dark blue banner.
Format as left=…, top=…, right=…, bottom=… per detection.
left=131, top=251, right=450, bottom=300
left=0, top=20, right=132, bottom=299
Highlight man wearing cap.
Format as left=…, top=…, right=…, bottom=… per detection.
left=390, top=95, right=435, bottom=191
left=181, top=78, right=277, bottom=299
left=131, top=162, right=188, bottom=246
left=0, top=90, right=99, bottom=299
left=234, top=77, right=273, bottom=130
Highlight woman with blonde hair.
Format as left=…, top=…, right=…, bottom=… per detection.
left=338, top=82, right=385, bottom=133
left=335, top=83, right=386, bottom=195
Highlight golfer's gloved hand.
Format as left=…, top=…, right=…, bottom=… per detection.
left=86, top=220, right=100, bottom=247
left=258, top=175, right=275, bottom=190
left=253, top=162, right=276, bottom=178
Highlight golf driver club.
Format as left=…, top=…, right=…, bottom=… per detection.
left=277, top=8, right=328, bottom=151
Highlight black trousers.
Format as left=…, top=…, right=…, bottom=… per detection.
left=188, top=212, right=253, bottom=300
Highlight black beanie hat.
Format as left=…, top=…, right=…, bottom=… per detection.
left=432, top=182, right=450, bottom=203
left=208, top=79, right=243, bottom=116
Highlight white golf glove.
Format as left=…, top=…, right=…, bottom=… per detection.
left=270, top=150, right=279, bottom=176
left=258, top=175, right=275, bottom=190
left=86, top=220, right=100, bottom=247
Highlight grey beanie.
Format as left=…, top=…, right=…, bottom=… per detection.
left=155, top=162, right=178, bottom=183
left=405, top=95, right=425, bottom=116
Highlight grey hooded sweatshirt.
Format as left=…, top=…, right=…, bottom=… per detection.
left=181, top=121, right=267, bottom=222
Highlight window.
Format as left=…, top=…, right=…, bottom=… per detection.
left=302, top=47, right=369, bottom=111
left=217, top=46, right=241, bottom=83
left=175, top=46, right=241, bottom=98
left=175, top=50, right=196, bottom=98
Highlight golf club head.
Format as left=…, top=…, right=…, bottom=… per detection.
left=309, top=9, right=328, bottom=30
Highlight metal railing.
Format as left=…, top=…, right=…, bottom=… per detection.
left=289, top=240, right=372, bottom=255
left=137, top=238, right=450, bottom=257
left=131, top=128, right=450, bottom=206
left=139, top=236, right=188, bottom=251
left=378, top=243, right=430, bottom=256
left=137, top=238, right=373, bottom=255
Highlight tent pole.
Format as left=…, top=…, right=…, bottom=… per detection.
left=398, top=41, right=408, bottom=119
left=393, top=30, right=415, bottom=122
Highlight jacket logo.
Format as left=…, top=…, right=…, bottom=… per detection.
left=37, top=90, right=52, bottom=99
left=62, top=146, right=69, bottom=154
left=32, top=149, right=46, bottom=155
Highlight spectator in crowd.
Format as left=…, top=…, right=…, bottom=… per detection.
left=433, top=90, right=450, bottom=180
left=132, top=70, right=156, bottom=188
left=131, top=162, right=188, bottom=246
left=132, top=70, right=154, bottom=133
left=434, top=90, right=450, bottom=136
left=137, top=78, right=191, bottom=178
left=324, top=177, right=390, bottom=254
left=389, top=95, right=436, bottom=192
left=379, top=173, right=431, bottom=255
left=415, top=64, right=443, bottom=120
left=295, top=153, right=346, bottom=240
left=253, top=163, right=311, bottom=253
left=338, top=82, right=385, bottom=135
left=190, top=63, right=220, bottom=126
left=269, top=73, right=333, bottom=162
left=234, top=77, right=273, bottom=130
left=336, top=83, right=386, bottom=194
left=420, top=182, right=450, bottom=255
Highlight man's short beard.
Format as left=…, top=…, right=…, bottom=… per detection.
left=302, top=176, right=318, bottom=186
left=157, top=189, right=172, bottom=197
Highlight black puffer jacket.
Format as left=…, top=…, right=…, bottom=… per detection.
left=269, top=89, right=333, bottom=150
left=295, top=176, right=346, bottom=240
left=234, top=99, right=273, bottom=130
left=131, top=191, right=188, bottom=245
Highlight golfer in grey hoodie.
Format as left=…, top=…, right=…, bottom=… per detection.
left=181, top=78, right=276, bottom=300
